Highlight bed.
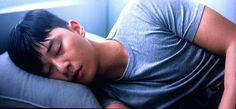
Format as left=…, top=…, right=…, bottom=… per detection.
left=1, top=0, right=236, bottom=108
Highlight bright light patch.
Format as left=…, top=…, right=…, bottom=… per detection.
left=0, top=0, right=80, bottom=14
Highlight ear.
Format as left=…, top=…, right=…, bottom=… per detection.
left=68, top=19, right=85, bottom=37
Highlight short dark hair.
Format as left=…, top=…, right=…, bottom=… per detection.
left=7, top=9, right=68, bottom=77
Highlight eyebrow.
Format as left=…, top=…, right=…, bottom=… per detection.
left=47, top=38, right=55, bottom=54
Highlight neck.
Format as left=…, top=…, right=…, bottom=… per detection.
left=89, top=39, right=128, bottom=81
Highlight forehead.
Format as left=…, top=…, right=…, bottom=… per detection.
left=37, top=36, right=54, bottom=54
left=37, top=27, right=70, bottom=59
left=36, top=32, right=56, bottom=60
left=34, top=28, right=66, bottom=73
left=39, top=28, right=64, bottom=47
left=37, top=28, right=67, bottom=55
left=36, top=37, right=54, bottom=74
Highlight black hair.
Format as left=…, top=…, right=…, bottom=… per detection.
left=7, top=9, right=68, bottom=77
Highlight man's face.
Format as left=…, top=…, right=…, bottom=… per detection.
left=37, top=20, right=97, bottom=84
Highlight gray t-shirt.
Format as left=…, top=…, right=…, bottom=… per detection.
left=97, top=0, right=224, bottom=108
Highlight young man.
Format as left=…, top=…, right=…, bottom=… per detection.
left=7, top=0, right=236, bottom=108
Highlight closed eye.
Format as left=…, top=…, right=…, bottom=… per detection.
left=56, top=42, right=62, bottom=56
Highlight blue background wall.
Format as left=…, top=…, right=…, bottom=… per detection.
left=0, top=0, right=129, bottom=54
left=1, top=0, right=236, bottom=54
left=200, top=0, right=236, bottom=23
left=107, top=0, right=129, bottom=33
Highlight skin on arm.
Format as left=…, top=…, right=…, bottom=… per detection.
left=194, top=7, right=236, bottom=109
left=105, top=103, right=130, bottom=109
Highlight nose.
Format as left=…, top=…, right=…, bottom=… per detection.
left=52, top=58, right=70, bottom=73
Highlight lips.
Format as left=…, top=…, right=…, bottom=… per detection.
left=74, top=66, right=83, bottom=80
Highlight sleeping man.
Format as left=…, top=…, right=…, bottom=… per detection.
left=7, top=0, right=236, bottom=108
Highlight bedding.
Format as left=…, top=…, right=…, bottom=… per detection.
left=0, top=32, right=103, bottom=108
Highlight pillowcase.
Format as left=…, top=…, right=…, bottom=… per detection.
left=0, top=52, right=101, bottom=107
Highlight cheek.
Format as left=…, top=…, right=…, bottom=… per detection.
left=64, top=37, right=89, bottom=57
left=63, top=38, right=80, bottom=56
left=63, top=36, right=95, bottom=68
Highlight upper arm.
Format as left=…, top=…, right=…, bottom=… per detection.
left=194, top=6, right=236, bottom=55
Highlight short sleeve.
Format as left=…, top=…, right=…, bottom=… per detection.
left=139, top=0, right=205, bottom=42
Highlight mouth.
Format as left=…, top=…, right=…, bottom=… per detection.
left=73, top=66, right=83, bottom=81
